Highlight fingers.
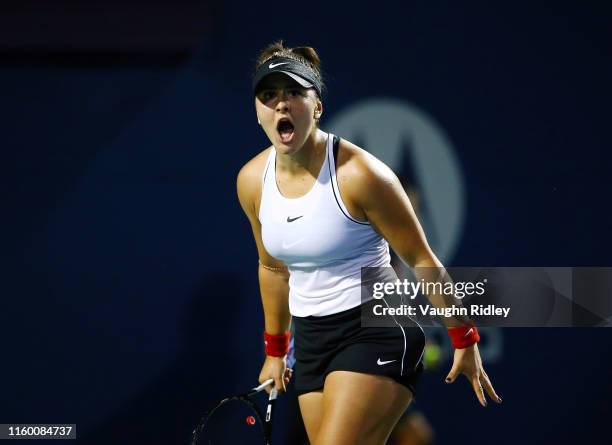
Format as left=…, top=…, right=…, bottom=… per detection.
left=447, top=347, right=503, bottom=407
left=445, top=365, right=460, bottom=384
left=274, top=365, right=288, bottom=394
left=446, top=366, right=492, bottom=407
left=275, top=368, right=294, bottom=393
left=259, top=356, right=288, bottom=394
left=446, top=366, right=488, bottom=407
left=274, top=374, right=286, bottom=393
left=471, top=375, right=487, bottom=407
left=259, top=374, right=277, bottom=394
left=283, top=368, right=293, bottom=387
left=480, top=371, right=502, bottom=404
left=258, top=376, right=272, bottom=394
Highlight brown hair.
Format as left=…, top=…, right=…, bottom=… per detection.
left=254, top=40, right=326, bottom=98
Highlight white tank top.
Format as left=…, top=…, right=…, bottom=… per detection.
left=259, top=133, right=391, bottom=317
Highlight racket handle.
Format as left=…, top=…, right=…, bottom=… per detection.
left=266, top=388, right=277, bottom=422
left=269, top=387, right=278, bottom=401
left=265, top=387, right=278, bottom=444
left=253, top=379, right=274, bottom=393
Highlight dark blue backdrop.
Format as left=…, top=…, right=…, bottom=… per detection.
left=2, top=1, right=611, bottom=444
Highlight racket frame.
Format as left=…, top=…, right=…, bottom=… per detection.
left=191, top=379, right=278, bottom=445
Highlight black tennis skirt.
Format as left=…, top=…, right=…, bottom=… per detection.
left=292, top=303, right=426, bottom=396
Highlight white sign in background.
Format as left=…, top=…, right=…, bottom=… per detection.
left=329, top=99, right=505, bottom=363
left=328, top=97, right=466, bottom=263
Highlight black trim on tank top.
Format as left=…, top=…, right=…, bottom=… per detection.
left=329, top=135, right=369, bottom=225
left=333, top=135, right=340, bottom=168
left=262, top=150, right=271, bottom=184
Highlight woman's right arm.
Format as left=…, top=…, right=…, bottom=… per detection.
left=236, top=160, right=292, bottom=392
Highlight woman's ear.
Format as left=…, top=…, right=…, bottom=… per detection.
left=314, top=99, right=323, bottom=120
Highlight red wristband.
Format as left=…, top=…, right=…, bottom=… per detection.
left=447, top=324, right=480, bottom=349
left=263, top=331, right=291, bottom=357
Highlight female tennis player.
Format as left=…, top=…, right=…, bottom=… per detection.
left=237, top=41, right=502, bottom=445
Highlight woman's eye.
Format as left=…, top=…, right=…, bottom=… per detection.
left=261, top=91, right=275, bottom=100
left=289, top=89, right=302, bottom=97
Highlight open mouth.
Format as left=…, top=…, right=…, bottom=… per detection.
left=277, top=118, right=295, bottom=144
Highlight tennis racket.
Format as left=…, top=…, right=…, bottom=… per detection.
left=191, top=379, right=278, bottom=445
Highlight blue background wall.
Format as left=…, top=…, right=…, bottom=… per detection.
left=2, top=1, right=610, bottom=443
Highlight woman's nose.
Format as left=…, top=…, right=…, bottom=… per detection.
left=276, top=91, right=289, bottom=112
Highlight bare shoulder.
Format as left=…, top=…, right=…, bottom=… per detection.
left=236, top=146, right=273, bottom=215
left=335, top=138, right=398, bottom=193
left=237, top=146, right=272, bottom=186
left=332, top=137, right=402, bottom=220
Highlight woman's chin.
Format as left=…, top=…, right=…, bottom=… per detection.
left=275, top=144, right=300, bottom=156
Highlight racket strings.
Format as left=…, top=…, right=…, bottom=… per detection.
left=192, top=398, right=267, bottom=445
left=191, top=381, right=277, bottom=445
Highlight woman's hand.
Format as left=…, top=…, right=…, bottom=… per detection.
left=259, top=355, right=293, bottom=394
left=445, top=344, right=502, bottom=407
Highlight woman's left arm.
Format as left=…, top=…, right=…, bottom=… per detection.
left=344, top=150, right=502, bottom=407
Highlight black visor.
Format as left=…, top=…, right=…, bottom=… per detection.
left=252, top=57, right=322, bottom=97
